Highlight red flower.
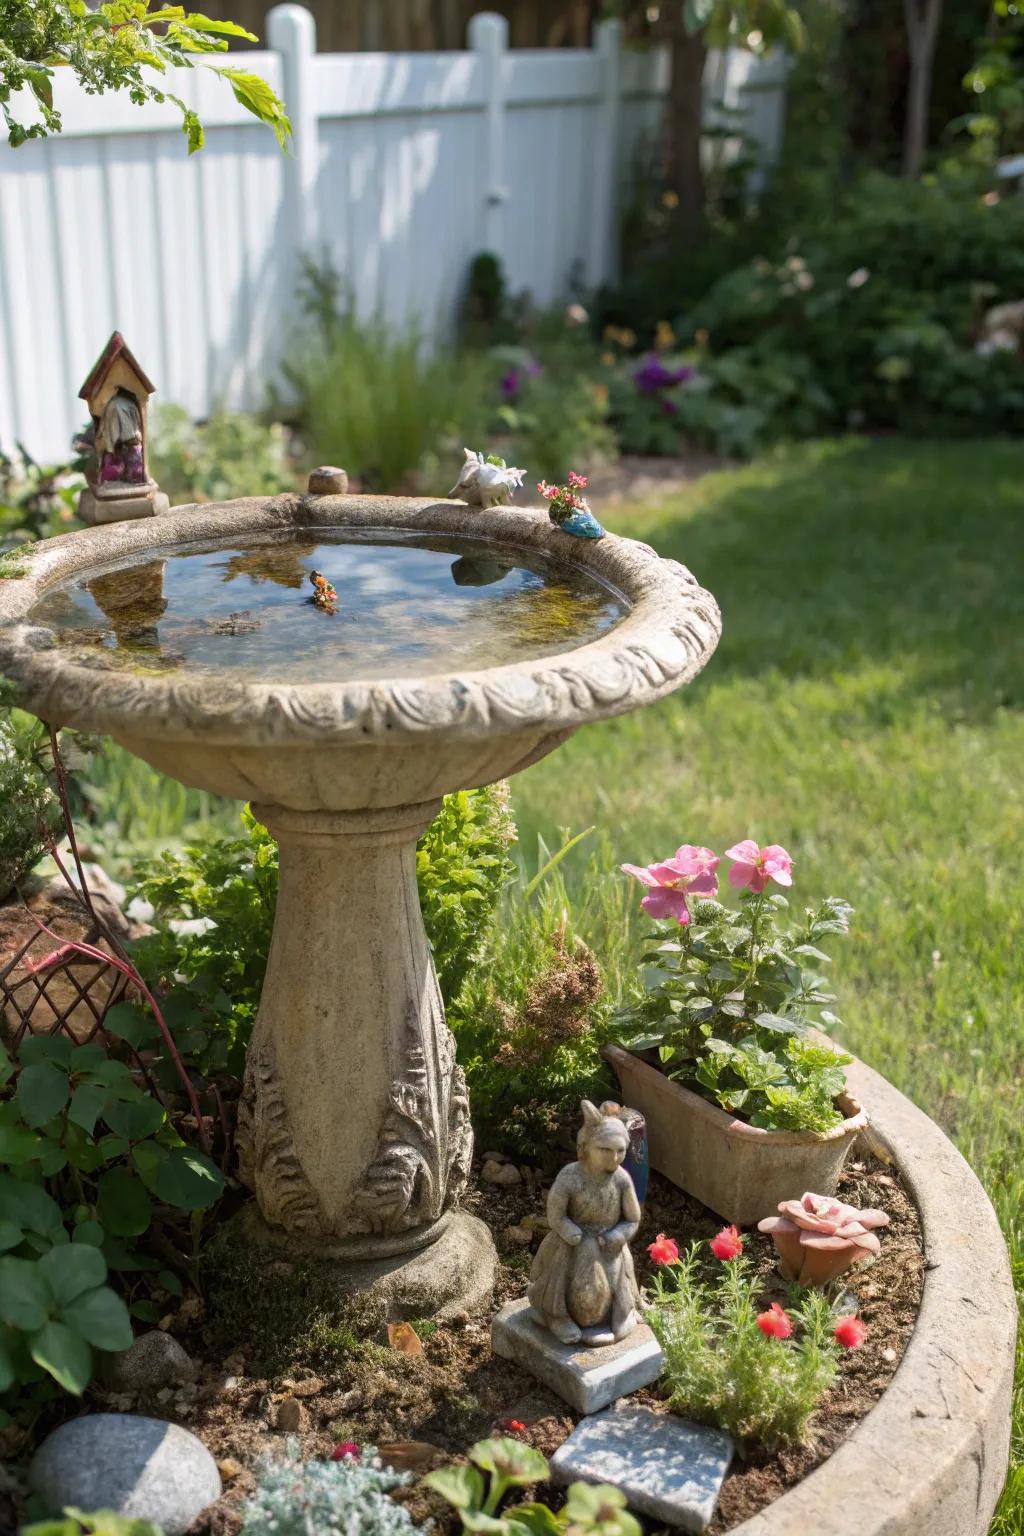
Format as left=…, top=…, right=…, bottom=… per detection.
left=494, top=1416, right=528, bottom=1435
left=331, top=1441, right=361, bottom=1461
left=756, top=1303, right=793, bottom=1339
left=709, top=1224, right=744, bottom=1261
left=833, top=1315, right=867, bottom=1350
left=648, top=1233, right=680, bottom=1266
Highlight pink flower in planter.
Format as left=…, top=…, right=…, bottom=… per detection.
left=834, top=1314, right=868, bottom=1350
left=758, top=1191, right=890, bottom=1287
left=756, top=1302, right=793, bottom=1339
left=726, top=840, right=793, bottom=893
left=621, top=845, right=719, bottom=924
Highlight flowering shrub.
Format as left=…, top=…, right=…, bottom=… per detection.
left=616, top=840, right=854, bottom=1132
left=759, top=1192, right=890, bottom=1286
left=425, top=1437, right=640, bottom=1535
left=647, top=1231, right=864, bottom=1446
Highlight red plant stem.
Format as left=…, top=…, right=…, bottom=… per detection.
left=25, top=914, right=210, bottom=1152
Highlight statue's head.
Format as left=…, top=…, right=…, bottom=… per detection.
left=577, top=1099, right=629, bottom=1174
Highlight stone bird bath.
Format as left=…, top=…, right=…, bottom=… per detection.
left=0, top=493, right=721, bottom=1308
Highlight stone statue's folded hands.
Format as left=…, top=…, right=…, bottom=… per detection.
left=559, top=1219, right=584, bottom=1246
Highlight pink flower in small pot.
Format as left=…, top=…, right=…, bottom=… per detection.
left=758, top=1191, right=890, bottom=1287
left=621, top=845, right=719, bottom=924
left=726, top=840, right=793, bottom=893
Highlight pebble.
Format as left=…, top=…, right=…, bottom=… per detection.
left=504, top=1224, right=534, bottom=1246
left=217, top=1458, right=242, bottom=1482
left=29, top=1414, right=221, bottom=1536
left=105, top=1332, right=196, bottom=1394
left=481, top=1150, right=508, bottom=1164
left=482, top=1159, right=521, bottom=1186
left=882, top=1347, right=897, bottom=1363
left=274, top=1397, right=307, bottom=1432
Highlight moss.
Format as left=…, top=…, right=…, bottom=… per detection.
left=0, top=544, right=31, bottom=579
left=202, top=1240, right=384, bottom=1377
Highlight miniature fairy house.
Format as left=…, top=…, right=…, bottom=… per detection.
left=77, top=332, right=169, bottom=525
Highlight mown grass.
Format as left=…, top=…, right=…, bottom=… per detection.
left=509, top=436, right=1023, bottom=1531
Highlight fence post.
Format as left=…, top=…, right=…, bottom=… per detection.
left=468, top=13, right=510, bottom=256
left=589, top=17, right=623, bottom=290
left=267, top=4, right=320, bottom=253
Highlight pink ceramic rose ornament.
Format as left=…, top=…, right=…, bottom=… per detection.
left=758, top=1191, right=890, bottom=1287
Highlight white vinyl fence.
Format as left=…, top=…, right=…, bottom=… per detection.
left=0, top=8, right=787, bottom=462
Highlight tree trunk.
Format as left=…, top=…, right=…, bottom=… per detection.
left=669, top=24, right=708, bottom=244
left=903, top=0, right=944, bottom=178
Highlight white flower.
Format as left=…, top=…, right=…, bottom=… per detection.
left=795, top=270, right=815, bottom=291
left=847, top=267, right=870, bottom=289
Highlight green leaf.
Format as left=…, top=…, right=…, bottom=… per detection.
left=0, top=1333, right=16, bottom=1392
left=754, top=1012, right=804, bottom=1036
left=423, top=1464, right=485, bottom=1511
left=97, top=1167, right=153, bottom=1237
left=73, top=1219, right=106, bottom=1247
left=150, top=1145, right=223, bottom=1210
left=0, top=1102, right=42, bottom=1163
left=504, top=1508, right=562, bottom=1535
left=39, top=1241, right=106, bottom=1306
left=103, top=1097, right=166, bottom=1141
left=0, top=1219, right=24, bottom=1253
left=68, top=1082, right=109, bottom=1135
left=19, top=1035, right=74, bottom=1068
left=101, top=1002, right=159, bottom=1048
left=62, top=1284, right=134, bottom=1351
left=218, top=68, right=291, bottom=148
left=0, top=1255, right=52, bottom=1330
left=17, top=1061, right=71, bottom=1128
left=181, top=11, right=258, bottom=38
left=30, top=1318, right=93, bottom=1394
left=0, top=1173, right=64, bottom=1240
left=469, top=1437, right=549, bottom=1486
left=0, top=1042, right=13, bottom=1088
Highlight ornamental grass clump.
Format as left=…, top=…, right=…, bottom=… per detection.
left=616, top=839, right=855, bottom=1132
left=647, top=1229, right=864, bottom=1448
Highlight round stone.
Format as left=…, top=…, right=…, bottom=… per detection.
left=307, top=465, right=348, bottom=495
left=29, top=1414, right=221, bottom=1535
left=104, top=1330, right=196, bottom=1392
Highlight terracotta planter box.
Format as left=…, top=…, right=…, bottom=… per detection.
left=604, top=1045, right=868, bottom=1227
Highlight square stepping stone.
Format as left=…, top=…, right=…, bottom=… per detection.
left=490, top=1298, right=664, bottom=1415
left=550, top=1404, right=733, bottom=1532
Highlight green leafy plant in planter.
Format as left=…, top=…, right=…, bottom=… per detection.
left=646, top=1226, right=867, bottom=1447
left=425, top=1436, right=640, bottom=1535
left=616, top=839, right=852, bottom=1132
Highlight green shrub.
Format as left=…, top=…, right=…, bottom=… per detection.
left=148, top=405, right=296, bottom=504
left=0, top=1031, right=223, bottom=1417
left=0, top=445, right=82, bottom=549
left=280, top=261, right=493, bottom=493
left=127, top=788, right=517, bottom=1077
left=648, top=1237, right=844, bottom=1448
left=0, top=703, right=61, bottom=902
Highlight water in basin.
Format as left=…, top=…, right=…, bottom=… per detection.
left=29, top=529, right=629, bottom=683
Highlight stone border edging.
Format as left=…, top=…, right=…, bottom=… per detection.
left=732, top=1053, right=1017, bottom=1536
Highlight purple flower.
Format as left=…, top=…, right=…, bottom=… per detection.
left=500, top=368, right=521, bottom=402
left=633, top=354, right=694, bottom=395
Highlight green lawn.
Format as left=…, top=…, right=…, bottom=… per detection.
left=511, top=437, right=1024, bottom=1530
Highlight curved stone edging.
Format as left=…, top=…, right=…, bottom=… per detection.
left=733, top=1053, right=1017, bottom=1536
left=0, top=494, right=722, bottom=746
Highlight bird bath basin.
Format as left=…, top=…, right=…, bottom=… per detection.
left=0, top=492, right=721, bottom=1304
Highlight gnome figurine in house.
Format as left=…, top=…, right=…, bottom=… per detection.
left=526, top=1100, right=642, bottom=1346
left=76, top=332, right=169, bottom=525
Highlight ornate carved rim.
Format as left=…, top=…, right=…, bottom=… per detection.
left=0, top=493, right=722, bottom=745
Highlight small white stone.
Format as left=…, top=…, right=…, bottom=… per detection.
left=483, top=1160, right=521, bottom=1186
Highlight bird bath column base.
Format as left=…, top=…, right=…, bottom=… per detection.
left=235, top=798, right=479, bottom=1276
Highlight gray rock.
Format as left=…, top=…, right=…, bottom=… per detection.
left=29, top=1414, right=221, bottom=1536
left=491, top=1298, right=664, bottom=1415
left=105, top=1331, right=196, bottom=1392
left=550, top=1405, right=733, bottom=1532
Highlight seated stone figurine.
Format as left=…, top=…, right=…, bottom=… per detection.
left=527, top=1100, right=642, bottom=1346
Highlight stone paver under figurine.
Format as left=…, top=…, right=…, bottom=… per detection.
left=491, top=1297, right=664, bottom=1414
left=550, top=1404, right=734, bottom=1533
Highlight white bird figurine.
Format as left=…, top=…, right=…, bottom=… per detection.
left=447, top=448, right=526, bottom=509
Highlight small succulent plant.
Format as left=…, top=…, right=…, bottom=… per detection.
left=424, top=1436, right=640, bottom=1534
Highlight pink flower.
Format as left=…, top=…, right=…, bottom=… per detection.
left=834, top=1314, right=867, bottom=1350
left=758, top=1192, right=890, bottom=1287
left=621, top=845, right=719, bottom=924
left=710, top=1224, right=744, bottom=1261
left=648, top=1233, right=680, bottom=1265
left=567, top=470, right=588, bottom=489
left=756, top=1302, right=793, bottom=1339
left=331, top=1441, right=361, bottom=1461
left=726, top=839, right=793, bottom=893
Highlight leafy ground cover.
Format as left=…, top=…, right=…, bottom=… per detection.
left=509, top=435, right=1024, bottom=1531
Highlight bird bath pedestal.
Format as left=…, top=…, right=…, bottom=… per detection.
left=0, top=493, right=720, bottom=1311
